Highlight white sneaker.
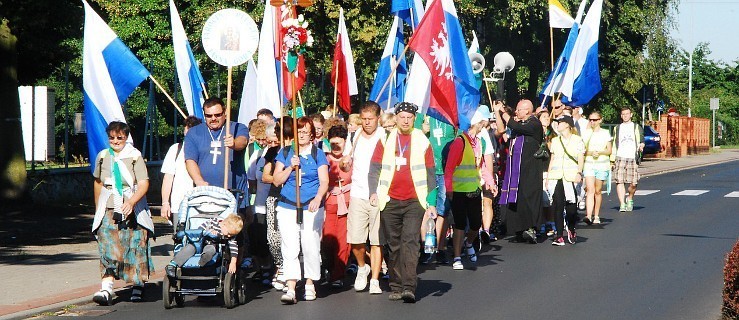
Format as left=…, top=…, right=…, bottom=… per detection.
left=452, top=258, right=463, bottom=270
left=304, top=284, right=316, bottom=301
left=369, top=279, right=382, bottom=294
left=354, top=264, right=371, bottom=291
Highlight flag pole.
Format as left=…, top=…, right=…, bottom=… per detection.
left=201, top=82, right=210, bottom=99
left=297, top=90, right=305, bottom=109
left=291, top=63, right=303, bottom=225
left=149, top=75, right=187, bottom=119
left=223, top=66, right=233, bottom=189
left=387, top=55, right=395, bottom=110
left=375, top=44, right=411, bottom=103
left=550, top=27, right=554, bottom=70
left=332, top=56, right=339, bottom=117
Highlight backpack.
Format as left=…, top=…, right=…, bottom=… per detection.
left=280, top=144, right=320, bottom=164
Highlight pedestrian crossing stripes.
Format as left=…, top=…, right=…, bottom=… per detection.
left=635, top=190, right=660, bottom=196
left=632, top=190, right=739, bottom=197
left=672, top=190, right=709, bottom=196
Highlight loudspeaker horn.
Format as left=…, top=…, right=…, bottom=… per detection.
left=468, top=52, right=485, bottom=75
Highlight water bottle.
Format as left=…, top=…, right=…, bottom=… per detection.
left=423, top=219, right=437, bottom=254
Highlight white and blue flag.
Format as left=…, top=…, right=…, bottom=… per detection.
left=369, top=15, right=407, bottom=110
left=82, top=0, right=149, bottom=166
left=170, top=0, right=206, bottom=119
left=539, top=0, right=587, bottom=105
left=560, top=0, right=603, bottom=105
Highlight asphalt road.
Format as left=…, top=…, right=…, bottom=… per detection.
left=32, top=161, right=739, bottom=320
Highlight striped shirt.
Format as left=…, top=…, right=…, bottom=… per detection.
left=200, top=218, right=239, bottom=258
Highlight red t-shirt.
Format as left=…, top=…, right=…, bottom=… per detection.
left=371, top=133, right=435, bottom=201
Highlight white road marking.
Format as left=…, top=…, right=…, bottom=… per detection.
left=635, top=190, right=660, bottom=196
left=724, top=191, right=739, bottom=198
left=672, top=190, right=709, bottom=196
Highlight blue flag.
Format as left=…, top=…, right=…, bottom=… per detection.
left=82, top=0, right=150, bottom=170
left=370, top=16, right=407, bottom=110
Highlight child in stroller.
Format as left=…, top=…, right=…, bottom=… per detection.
left=166, top=214, right=243, bottom=277
left=163, top=186, right=247, bottom=309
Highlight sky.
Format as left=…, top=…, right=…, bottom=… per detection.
left=670, top=0, right=739, bottom=64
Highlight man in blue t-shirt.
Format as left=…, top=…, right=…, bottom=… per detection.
left=184, top=98, right=249, bottom=200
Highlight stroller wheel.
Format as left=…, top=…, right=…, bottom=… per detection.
left=163, top=276, right=181, bottom=309
left=223, top=272, right=238, bottom=309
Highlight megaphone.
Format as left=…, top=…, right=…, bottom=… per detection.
left=468, top=52, right=485, bottom=75
left=483, top=52, right=516, bottom=102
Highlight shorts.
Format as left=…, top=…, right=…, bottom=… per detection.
left=613, top=157, right=639, bottom=184
left=451, top=191, right=482, bottom=231
left=435, top=174, right=450, bottom=217
left=347, top=197, right=381, bottom=245
left=583, top=168, right=609, bottom=181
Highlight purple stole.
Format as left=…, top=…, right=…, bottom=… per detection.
left=499, top=134, right=524, bottom=205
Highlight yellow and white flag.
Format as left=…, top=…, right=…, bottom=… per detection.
left=549, top=0, right=575, bottom=28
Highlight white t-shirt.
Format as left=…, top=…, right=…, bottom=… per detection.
left=350, top=127, right=386, bottom=200
left=575, top=117, right=589, bottom=135
left=161, top=143, right=194, bottom=214
left=247, top=149, right=271, bottom=214
left=616, top=122, right=637, bottom=159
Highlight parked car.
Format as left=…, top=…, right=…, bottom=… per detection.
left=642, top=125, right=662, bottom=155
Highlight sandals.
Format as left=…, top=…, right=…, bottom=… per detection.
left=130, top=286, right=144, bottom=302
left=304, top=284, right=316, bottom=301
left=92, top=289, right=113, bottom=306
left=280, top=290, right=297, bottom=304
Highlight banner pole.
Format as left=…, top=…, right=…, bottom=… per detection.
left=223, top=66, right=233, bottom=189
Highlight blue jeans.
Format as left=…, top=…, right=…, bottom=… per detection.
left=435, top=174, right=450, bottom=217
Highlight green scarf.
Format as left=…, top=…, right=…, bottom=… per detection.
left=108, top=148, right=123, bottom=196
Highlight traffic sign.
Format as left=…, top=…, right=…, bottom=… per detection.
left=710, top=98, right=719, bottom=110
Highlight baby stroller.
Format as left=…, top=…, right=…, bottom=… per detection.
left=163, top=186, right=246, bottom=309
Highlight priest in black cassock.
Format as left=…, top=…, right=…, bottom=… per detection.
left=493, top=99, right=544, bottom=243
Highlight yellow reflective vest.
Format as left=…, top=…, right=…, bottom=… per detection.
left=548, top=135, right=584, bottom=182
left=377, top=128, right=431, bottom=211
left=452, top=134, right=481, bottom=192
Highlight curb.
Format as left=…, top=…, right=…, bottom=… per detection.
left=641, top=157, right=739, bottom=178
left=0, top=272, right=165, bottom=320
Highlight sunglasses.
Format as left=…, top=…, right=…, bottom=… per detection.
left=108, top=136, right=126, bottom=141
left=589, top=118, right=601, bottom=122
left=204, top=112, right=224, bottom=118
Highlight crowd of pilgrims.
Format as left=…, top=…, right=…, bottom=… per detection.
left=92, top=96, right=624, bottom=305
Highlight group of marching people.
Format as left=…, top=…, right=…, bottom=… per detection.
left=90, top=96, right=644, bottom=305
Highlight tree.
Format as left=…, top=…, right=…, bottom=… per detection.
left=0, top=18, right=27, bottom=202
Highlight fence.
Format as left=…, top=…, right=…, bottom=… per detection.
left=650, top=116, right=710, bottom=158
